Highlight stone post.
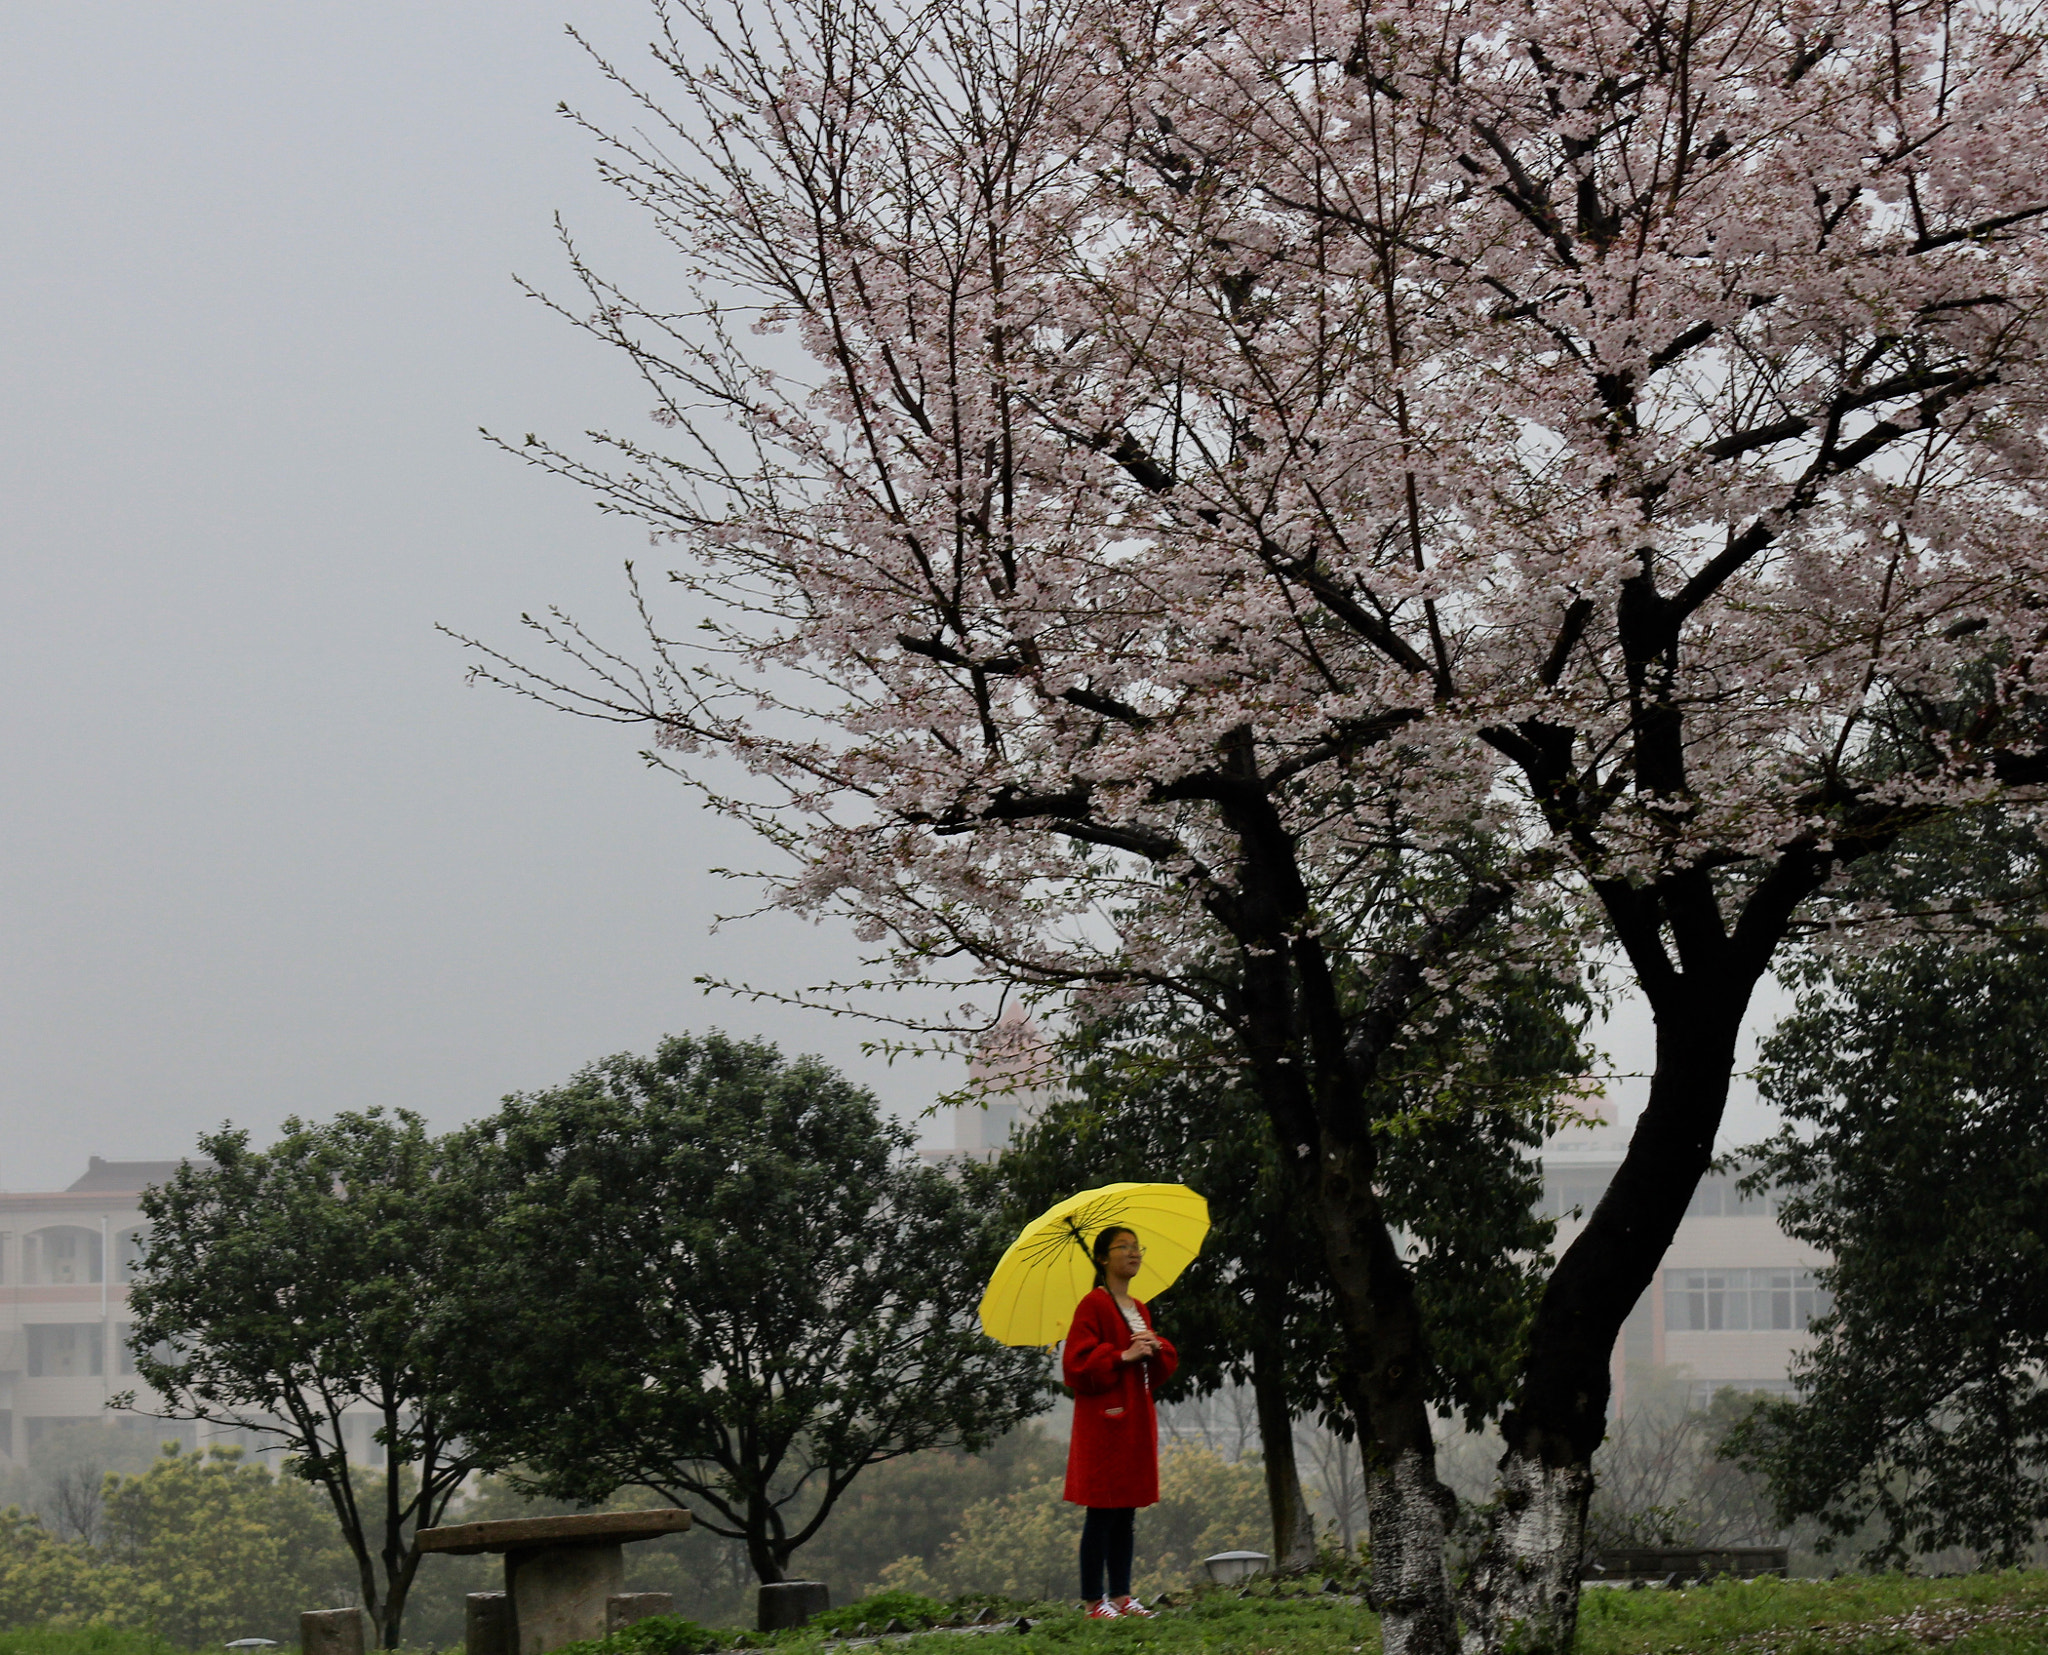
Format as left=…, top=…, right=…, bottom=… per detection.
left=607, top=1594, right=675, bottom=1634
left=466, top=1592, right=511, bottom=1655
left=302, top=1608, right=367, bottom=1655
left=757, top=1582, right=830, bottom=1632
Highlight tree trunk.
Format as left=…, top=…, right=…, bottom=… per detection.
left=1250, top=1350, right=1317, bottom=1572
left=1309, top=1138, right=1460, bottom=1655
left=1212, top=760, right=1467, bottom=1655
left=747, top=1501, right=788, bottom=1584
left=1462, top=992, right=1749, bottom=1655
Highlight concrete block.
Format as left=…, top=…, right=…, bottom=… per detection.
left=607, top=1594, right=675, bottom=1635
left=466, top=1593, right=510, bottom=1655
left=301, top=1608, right=366, bottom=1655
left=757, top=1582, right=830, bottom=1632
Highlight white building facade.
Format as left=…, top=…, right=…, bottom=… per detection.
left=937, top=1007, right=1064, bottom=1160
left=1539, top=1103, right=1828, bottom=1412
left=0, top=1158, right=191, bottom=1462
left=0, top=1158, right=388, bottom=1468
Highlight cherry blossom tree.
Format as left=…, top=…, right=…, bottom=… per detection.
left=459, top=1, right=2048, bottom=1649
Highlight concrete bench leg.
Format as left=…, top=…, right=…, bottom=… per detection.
left=506, top=1544, right=625, bottom=1655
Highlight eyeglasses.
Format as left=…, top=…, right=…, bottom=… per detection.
left=1107, top=1242, right=1145, bottom=1255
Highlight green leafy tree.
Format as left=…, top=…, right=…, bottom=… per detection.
left=1727, top=811, right=2048, bottom=1566
left=0, top=1509, right=101, bottom=1629
left=120, top=1110, right=482, bottom=1646
left=98, top=1446, right=355, bottom=1647
left=976, top=982, right=1576, bottom=1568
left=436, top=1033, right=1052, bottom=1585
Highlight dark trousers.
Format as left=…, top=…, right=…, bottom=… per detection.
left=1079, top=1505, right=1135, bottom=1600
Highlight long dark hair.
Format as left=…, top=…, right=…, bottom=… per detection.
left=1090, top=1227, right=1136, bottom=1291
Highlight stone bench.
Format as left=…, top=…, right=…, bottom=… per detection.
left=1588, top=1545, right=1789, bottom=1584
left=418, top=1510, right=693, bottom=1655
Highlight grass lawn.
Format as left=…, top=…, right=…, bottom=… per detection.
left=4, top=1574, right=2043, bottom=1655
left=0, top=1630, right=176, bottom=1655
left=1574, top=1571, right=2048, bottom=1655
left=793, top=1573, right=2048, bottom=1655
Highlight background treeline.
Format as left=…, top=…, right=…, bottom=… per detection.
left=0, top=1423, right=1271, bottom=1640
left=0, top=1381, right=1792, bottom=1646
left=0, top=1436, right=352, bottom=1648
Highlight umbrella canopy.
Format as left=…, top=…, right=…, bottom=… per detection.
left=978, top=1181, right=1210, bottom=1347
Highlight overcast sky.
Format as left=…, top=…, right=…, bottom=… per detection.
left=0, top=4, right=1780, bottom=1193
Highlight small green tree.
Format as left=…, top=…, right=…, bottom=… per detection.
left=98, top=1446, right=355, bottom=1647
left=0, top=1509, right=101, bottom=1629
left=436, top=1033, right=1051, bottom=1584
left=120, top=1110, right=481, bottom=1646
left=1726, top=811, right=2048, bottom=1566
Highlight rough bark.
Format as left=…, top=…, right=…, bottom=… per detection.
left=1210, top=771, right=1466, bottom=1655
left=1463, top=976, right=1754, bottom=1655
left=1308, top=1140, right=1460, bottom=1655
left=1459, top=1451, right=1594, bottom=1655
left=1363, top=1436, right=1463, bottom=1655
left=1251, top=1351, right=1318, bottom=1571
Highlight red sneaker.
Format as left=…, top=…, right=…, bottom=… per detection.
left=1086, top=1601, right=1122, bottom=1620
left=1115, top=1599, right=1156, bottom=1619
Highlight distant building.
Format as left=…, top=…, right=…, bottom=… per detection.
left=0, top=1159, right=389, bottom=1467
left=1540, top=1097, right=1827, bottom=1412
left=935, top=1007, right=1064, bottom=1160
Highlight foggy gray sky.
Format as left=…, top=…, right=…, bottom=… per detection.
left=1, top=4, right=1777, bottom=1193
left=0, top=1, right=959, bottom=1190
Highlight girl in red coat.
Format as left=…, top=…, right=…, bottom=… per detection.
left=1062, top=1226, right=1179, bottom=1619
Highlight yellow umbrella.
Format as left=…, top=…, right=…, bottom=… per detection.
left=978, top=1181, right=1210, bottom=1347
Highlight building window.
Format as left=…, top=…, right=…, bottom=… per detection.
left=1686, top=1378, right=1797, bottom=1410
left=23, top=1226, right=104, bottom=1285
left=1538, top=1172, right=1613, bottom=1219
left=1683, top=1172, right=1776, bottom=1217
left=1665, top=1268, right=1830, bottom=1331
left=115, top=1228, right=149, bottom=1282
left=26, top=1323, right=105, bottom=1378
left=114, top=1329, right=177, bottom=1377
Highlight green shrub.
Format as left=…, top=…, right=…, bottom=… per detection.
left=552, top=1615, right=722, bottom=1655
left=808, top=1591, right=950, bottom=1634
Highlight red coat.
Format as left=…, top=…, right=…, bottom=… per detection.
left=1061, top=1287, right=1179, bottom=1508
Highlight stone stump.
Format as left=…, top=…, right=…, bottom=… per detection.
left=757, top=1582, right=830, bottom=1632
left=607, top=1594, right=675, bottom=1635
left=302, top=1608, right=366, bottom=1655
left=466, top=1592, right=511, bottom=1655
